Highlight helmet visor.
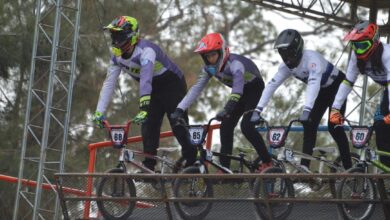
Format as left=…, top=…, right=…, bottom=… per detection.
left=278, top=48, right=299, bottom=67
left=111, top=31, right=133, bottom=47
left=277, top=48, right=295, bottom=58
left=351, top=40, right=372, bottom=55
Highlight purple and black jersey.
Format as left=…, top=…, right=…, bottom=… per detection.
left=97, top=39, right=183, bottom=113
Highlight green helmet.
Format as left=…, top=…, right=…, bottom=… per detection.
left=104, top=16, right=140, bottom=56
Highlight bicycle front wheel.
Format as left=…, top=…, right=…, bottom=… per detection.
left=173, top=166, right=213, bottom=220
left=96, top=168, right=137, bottom=220
left=329, top=152, right=361, bottom=197
left=337, top=167, right=376, bottom=220
left=253, top=167, right=294, bottom=220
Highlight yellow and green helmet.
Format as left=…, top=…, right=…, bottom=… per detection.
left=104, top=16, right=140, bottom=54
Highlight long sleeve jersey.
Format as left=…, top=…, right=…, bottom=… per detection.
left=257, top=50, right=340, bottom=112
left=177, top=53, right=262, bottom=110
left=332, top=44, right=390, bottom=111
left=96, top=39, right=183, bottom=113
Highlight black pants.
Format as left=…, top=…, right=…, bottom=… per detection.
left=301, top=72, right=353, bottom=169
left=142, top=71, right=196, bottom=170
left=374, top=89, right=390, bottom=167
left=219, top=78, right=271, bottom=169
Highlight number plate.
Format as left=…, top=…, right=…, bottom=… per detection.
left=351, top=128, right=369, bottom=147
left=111, top=128, right=125, bottom=145
left=189, top=126, right=204, bottom=145
left=268, top=128, right=286, bottom=147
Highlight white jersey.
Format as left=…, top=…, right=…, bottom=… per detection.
left=257, top=50, right=340, bottom=112
left=332, top=44, right=390, bottom=111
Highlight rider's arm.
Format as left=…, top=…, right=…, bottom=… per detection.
left=177, top=69, right=211, bottom=110
left=302, top=57, right=323, bottom=112
left=230, top=60, right=245, bottom=97
left=96, top=57, right=122, bottom=113
left=256, top=65, right=290, bottom=111
left=332, top=55, right=359, bottom=110
left=139, top=47, right=156, bottom=97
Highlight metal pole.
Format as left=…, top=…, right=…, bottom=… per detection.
left=13, top=0, right=42, bottom=219
left=32, top=0, right=63, bottom=219
left=54, top=1, right=82, bottom=219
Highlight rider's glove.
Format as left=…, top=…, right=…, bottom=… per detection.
left=299, top=109, right=311, bottom=123
left=250, top=107, right=263, bottom=124
left=330, top=108, right=344, bottom=125
left=92, top=111, right=105, bottom=128
left=384, top=114, right=390, bottom=125
left=216, top=94, right=240, bottom=121
left=139, top=95, right=151, bottom=112
left=133, top=110, right=148, bottom=125
left=170, top=108, right=184, bottom=122
left=134, top=95, right=151, bottom=125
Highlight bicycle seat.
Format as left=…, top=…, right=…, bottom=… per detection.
left=157, top=147, right=180, bottom=153
left=313, top=146, right=337, bottom=155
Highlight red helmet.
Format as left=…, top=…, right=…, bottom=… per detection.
left=194, top=33, right=230, bottom=74
left=344, top=20, right=380, bottom=61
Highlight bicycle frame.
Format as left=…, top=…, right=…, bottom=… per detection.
left=185, top=117, right=257, bottom=174
left=102, top=120, right=177, bottom=174
left=261, top=118, right=343, bottom=173
left=362, top=149, right=390, bottom=173
left=347, top=120, right=390, bottom=173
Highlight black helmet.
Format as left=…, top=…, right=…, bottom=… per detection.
left=274, top=29, right=304, bottom=69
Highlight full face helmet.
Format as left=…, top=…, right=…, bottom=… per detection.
left=274, top=29, right=304, bottom=69
left=344, top=20, right=380, bottom=61
left=104, top=16, right=140, bottom=57
left=194, top=33, right=230, bottom=75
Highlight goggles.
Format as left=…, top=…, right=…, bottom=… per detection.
left=351, top=40, right=372, bottom=55
left=111, top=31, right=134, bottom=47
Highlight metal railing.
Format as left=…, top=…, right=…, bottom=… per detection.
left=55, top=172, right=390, bottom=220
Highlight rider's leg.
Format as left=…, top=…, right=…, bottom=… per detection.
left=301, top=89, right=328, bottom=168
left=219, top=110, right=241, bottom=169
left=327, top=73, right=352, bottom=169
left=240, top=78, right=271, bottom=163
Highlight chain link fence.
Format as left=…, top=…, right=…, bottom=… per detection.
left=55, top=173, right=390, bottom=220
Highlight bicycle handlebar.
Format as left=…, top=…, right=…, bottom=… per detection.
left=101, top=119, right=132, bottom=148
left=259, top=118, right=303, bottom=149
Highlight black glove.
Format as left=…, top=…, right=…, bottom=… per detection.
left=216, top=109, right=228, bottom=121
left=216, top=99, right=238, bottom=121
left=299, top=109, right=311, bottom=123
left=170, top=108, right=184, bottom=122
left=250, top=107, right=263, bottom=124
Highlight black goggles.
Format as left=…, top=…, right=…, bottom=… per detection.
left=111, top=31, right=132, bottom=46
